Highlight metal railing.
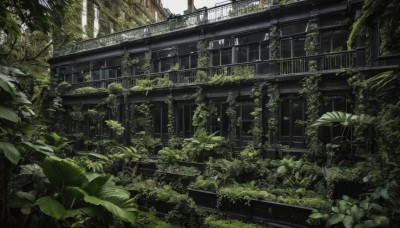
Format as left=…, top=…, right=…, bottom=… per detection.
left=67, top=51, right=355, bottom=92
left=53, top=0, right=271, bottom=57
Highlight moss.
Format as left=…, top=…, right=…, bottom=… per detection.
left=72, top=86, right=107, bottom=94
left=204, top=215, right=257, bottom=228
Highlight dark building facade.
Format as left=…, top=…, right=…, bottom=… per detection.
left=49, top=0, right=400, bottom=158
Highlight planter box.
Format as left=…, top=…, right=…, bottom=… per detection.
left=177, top=161, right=206, bottom=172
left=332, top=181, right=365, bottom=199
left=251, top=199, right=313, bottom=228
left=138, top=168, right=156, bottom=178
left=188, top=189, right=218, bottom=209
left=220, top=197, right=252, bottom=219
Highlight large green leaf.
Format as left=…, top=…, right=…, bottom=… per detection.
left=67, top=187, right=137, bottom=225
left=0, top=142, right=21, bottom=164
left=0, top=106, right=19, bottom=123
left=326, top=213, right=345, bottom=226
left=35, top=196, right=85, bottom=219
left=312, top=111, right=375, bottom=127
left=41, top=156, right=88, bottom=187
left=0, top=73, right=17, bottom=97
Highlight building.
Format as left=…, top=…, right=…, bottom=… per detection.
left=49, top=0, right=400, bottom=158
left=145, top=0, right=170, bottom=22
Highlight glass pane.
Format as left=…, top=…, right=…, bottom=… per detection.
left=249, top=44, right=259, bottom=61
left=153, top=107, right=161, bottom=133
left=235, top=46, right=248, bottom=63
left=261, top=43, right=269, bottom=60
left=242, top=121, right=253, bottom=136
left=293, top=37, right=305, bottom=57
left=241, top=103, right=253, bottom=120
left=161, top=57, right=175, bottom=72
left=332, top=30, right=347, bottom=52
left=221, top=49, right=232, bottom=65
left=221, top=103, right=229, bottom=137
left=281, top=39, right=291, bottom=58
left=190, top=54, right=198, bottom=68
left=211, top=51, right=220, bottom=66
left=333, top=97, right=347, bottom=112
left=177, top=105, right=183, bottom=137
left=153, top=60, right=159, bottom=73
left=184, top=105, right=192, bottom=138
left=180, top=55, right=190, bottom=70
left=92, top=69, right=100, bottom=80
left=281, top=100, right=290, bottom=136
left=320, top=31, right=332, bottom=53
left=281, top=23, right=307, bottom=36
left=292, top=99, right=303, bottom=136
left=162, top=106, right=168, bottom=134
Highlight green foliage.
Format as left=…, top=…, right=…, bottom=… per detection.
left=131, top=75, right=173, bottom=93
left=265, top=84, right=279, bottom=148
left=137, top=211, right=174, bottom=228
left=38, top=156, right=138, bottom=225
left=204, top=215, right=257, bottom=228
left=313, top=111, right=375, bottom=127
left=105, top=120, right=125, bottom=136
left=301, top=74, right=322, bottom=161
left=56, top=81, right=71, bottom=95
left=218, top=181, right=277, bottom=205
left=197, top=41, right=209, bottom=68
left=270, top=25, right=280, bottom=59
left=250, top=83, right=265, bottom=148
left=195, top=70, right=208, bottom=83
left=310, top=195, right=389, bottom=228
left=72, top=86, right=107, bottom=94
left=190, top=176, right=220, bottom=192
left=192, top=87, right=209, bottom=130
left=182, top=128, right=230, bottom=162
left=158, top=147, right=188, bottom=163
left=226, top=91, right=239, bottom=142
left=228, top=3, right=263, bottom=17
left=107, top=82, right=123, bottom=94
left=165, top=94, right=176, bottom=147
left=210, top=66, right=255, bottom=85
left=131, top=131, right=161, bottom=155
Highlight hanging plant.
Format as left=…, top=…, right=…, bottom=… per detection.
left=226, top=91, right=239, bottom=142
left=265, top=84, right=279, bottom=148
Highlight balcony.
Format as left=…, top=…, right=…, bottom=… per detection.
left=53, top=0, right=272, bottom=57
left=66, top=51, right=355, bottom=93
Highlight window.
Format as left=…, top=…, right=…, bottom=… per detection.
left=178, top=44, right=198, bottom=70
left=176, top=103, right=195, bottom=138
left=209, top=38, right=233, bottom=66
left=320, top=30, right=348, bottom=53
left=153, top=105, right=168, bottom=140
left=280, top=97, right=305, bottom=148
left=152, top=48, right=176, bottom=72
left=73, top=62, right=90, bottom=83
left=130, top=53, right=146, bottom=76
left=103, top=59, right=121, bottom=79
left=234, top=32, right=269, bottom=63
left=320, top=96, right=351, bottom=143
left=209, top=102, right=229, bottom=137
left=281, top=37, right=306, bottom=58
left=92, top=60, right=104, bottom=81
left=59, top=66, right=72, bottom=83
left=239, top=102, right=254, bottom=138
left=281, top=23, right=307, bottom=36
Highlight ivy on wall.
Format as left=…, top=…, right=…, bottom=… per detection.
left=197, top=40, right=209, bottom=69
left=347, top=73, right=368, bottom=114
left=192, top=87, right=209, bottom=131
left=301, top=74, right=322, bottom=161
left=251, top=83, right=266, bottom=148
left=226, top=91, right=239, bottom=143
left=165, top=93, right=176, bottom=147
left=270, top=25, right=280, bottom=59
left=265, top=84, right=280, bottom=149
left=305, top=20, right=319, bottom=71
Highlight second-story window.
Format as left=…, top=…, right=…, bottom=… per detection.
left=130, top=53, right=146, bottom=76
left=320, top=29, right=348, bottom=53
left=234, top=32, right=269, bottom=63
left=59, top=66, right=72, bottom=83
left=209, top=102, right=229, bottom=137
left=104, top=59, right=121, bottom=79
left=209, top=38, right=233, bottom=66
left=153, top=105, right=168, bottom=140
left=280, top=22, right=307, bottom=58
left=74, top=62, right=90, bottom=83
left=176, top=103, right=195, bottom=138
left=153, top=48, right=176, bottom=73
left=92, top=60, right=103, bottom=81
left=178, top=44, right=198, bottom=70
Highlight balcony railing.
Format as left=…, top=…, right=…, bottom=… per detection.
left=53, top=0, right=271, bottom=57
left=67, top=51, right=355, bottom=93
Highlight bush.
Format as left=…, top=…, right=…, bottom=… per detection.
left=56, top=81, right=71, bottom=94
left=107, top=82, right=123, bottom=94
left=72, top=86, right=107, bottom=94
left=204, top=215, right=257, bottom=228
left=105, top=120, right=125, bottom=136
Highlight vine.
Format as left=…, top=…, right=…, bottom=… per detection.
left=143, top=51, right=152, bottom=76
left=270, top=25, right=280, bottom=59
left=347, top=73, right=368, bottom=114
left=197, top=40, right=209, bottom=68
left=301, top=74, right=323, bottom=162
left=265, top=84, right=279, bottom=149
left=226, top=91, right=239, bottom=143
left=192, top=87, right=209, bottom=132
left=165, top=94, right=176, bottom=147
left=305, top=20, right=319, bottom=71
left=104, top=94, right=119, bottom=116
left=251, top=83, right=266, bottom=148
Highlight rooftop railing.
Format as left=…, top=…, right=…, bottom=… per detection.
left=53, top=0, right=271, bottom=57
left=66, top=51, right=355, bottom=93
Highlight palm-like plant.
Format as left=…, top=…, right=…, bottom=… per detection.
left=35, top=156, right=138, bottom=225
left=183, top=128, right=225, bottom=162
left=312, top=111, right=375, bottom=157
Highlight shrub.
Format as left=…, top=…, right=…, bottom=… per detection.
left=105, top=120, right=125, bottom=136
left=72, top=86, right=107, bottom=94
left=107, top=82, right=123, bottom=94
left=204, top=215, right=257, bottom=228
left=56, top=81, right=71, bottom=94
